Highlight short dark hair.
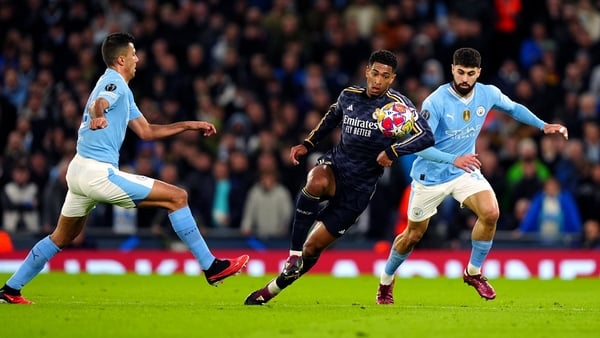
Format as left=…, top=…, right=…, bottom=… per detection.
left=453, top=48, right=481, bottom=68
left=368, top=50, right=398, bottom=72
left=101, top=32, right=135, bottom=67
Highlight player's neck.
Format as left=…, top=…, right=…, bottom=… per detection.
left=366, top=89, right=386, bottom=98
left=108, top=66, right=131, bottom=83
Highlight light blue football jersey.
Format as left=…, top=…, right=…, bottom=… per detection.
left=411, top=83, right=545, bottom=185
left=76, top=69, right=142, bottom=167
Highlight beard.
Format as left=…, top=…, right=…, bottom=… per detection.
left=452, top=81, right=473, bottom=96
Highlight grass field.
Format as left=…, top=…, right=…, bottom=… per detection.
left=1, top=273, right=598, bottom=338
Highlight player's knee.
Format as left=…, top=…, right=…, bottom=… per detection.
left=305, top=167, right=333, bottom=195
left=170, top=187, right=188, bottom=209
left=305, top=176, right=330, bottom=195
left=480, top=207, right=500, bottom=225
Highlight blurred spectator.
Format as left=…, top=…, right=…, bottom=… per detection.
left=580, top=219, right=600, bottom=249
left=519, top=21, right=554, bottom=72
left=210, top=159, right=231, bottom=228
left=150, top=163, right=186, bottom=238
left=576, top=163, right=600, bottom=222
left=2, top=131, right=28, bottom=180
left=479, top=149, right=506, bottom=206
left=554, top=139, right=590, bottom=194
left=575, top=0, right=600, bottom=43
left=240, top=169, right=293, bottom=240
left=274, top=50, right=305, bottom=102
left=518, top=177, right=582, bottom=246
left=343, top=0, right=383, bottom=39
left=185, top=150, right=215, bottom=230
left=502, top=197, right=530, bottom=231
left=504, top=138, right=550, bottom=210
left=572, top=92, right=599, bottom=137
left=526, top=64, right=561, bottom=123
left=13, top=116, right=33, bottom=153
left=1, top=68, right=27, bottom=110
left=589, top=62, right=600, bottom=98
left=420, top=59, right=444, bottom=90
left=105, top=0, right=136, bottom=33
left=582, top=121, right=600, bottom=164
left=228, top=150, right=253, bottom=229
left=490, top=0, right=522, bottom=72
left=0, top=94, right=18, bottom=154
left=1, top=162, right=39, bottom=233
left=41, top=159, right=68, bottom=234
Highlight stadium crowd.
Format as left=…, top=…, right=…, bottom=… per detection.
left=1, top=0, right=600, bottom=250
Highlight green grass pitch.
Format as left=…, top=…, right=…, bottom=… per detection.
left=1, top=273, right=599, bottom=338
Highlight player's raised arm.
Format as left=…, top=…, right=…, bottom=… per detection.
left=128, top=116, right=217, bottom=141
left=492, top=86, right=569, bottom=140
left=289, top=98, right=344, bottom=166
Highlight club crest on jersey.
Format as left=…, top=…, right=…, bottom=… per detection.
left=105, top=83, right=117, bottom=91
left=476, top=106, right=485, bottom=117
left=411, top=207, right=424, bottom=218
left=463, top=109, right=471, bottom=122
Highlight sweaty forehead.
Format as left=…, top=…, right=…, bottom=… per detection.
left=370, top=62, right=394, bottom=74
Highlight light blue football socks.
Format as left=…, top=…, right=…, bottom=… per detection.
left=169, top=206, right=215, bottom=269
left=6, top=235, right=60, bottom=290
left=380, top=249, right=412, bottom=284
left=467, top=239, right=493, bottom=275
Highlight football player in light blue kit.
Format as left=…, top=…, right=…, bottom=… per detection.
left=376, top=48, right=569, bottom=304
left=0, top=33, right=249, bottom=304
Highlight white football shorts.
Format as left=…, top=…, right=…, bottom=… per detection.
left=61, top=154, right=155, bottom=217
left=407, top=171, right=494, bottom=222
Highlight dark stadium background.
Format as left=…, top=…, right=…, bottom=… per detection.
left=0, top=0, right=599, bottom=257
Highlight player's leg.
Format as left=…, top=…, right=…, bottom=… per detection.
left=138, top=178, right=248, bottom=285
left=454, top=173, right=498, bottom=299
left=245, top=184, right=366, bottom=305
left=1, top=191, right=91, bottom=304
left=377, top=181, right=446, bottom=304
left=284, top=164, right=335, bottom=277
left=376, top=218, right=430, bottom=304
left=244, top=221, right=337, bottom=305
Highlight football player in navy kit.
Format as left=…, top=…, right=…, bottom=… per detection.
left=245, top=49, right=434, bottom=305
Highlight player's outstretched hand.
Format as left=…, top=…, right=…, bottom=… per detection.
left=377, top=151, right=393, bottom=167
left=453, top=153, right=481, bottom=173
left=542, top=123, right=568, bottom=140
left=193, top=121, right=217, bottom=136
left=289, top=144, right=308, bottom=166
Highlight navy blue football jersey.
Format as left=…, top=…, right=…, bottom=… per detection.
left=303, top=86, right=433, bottom=192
